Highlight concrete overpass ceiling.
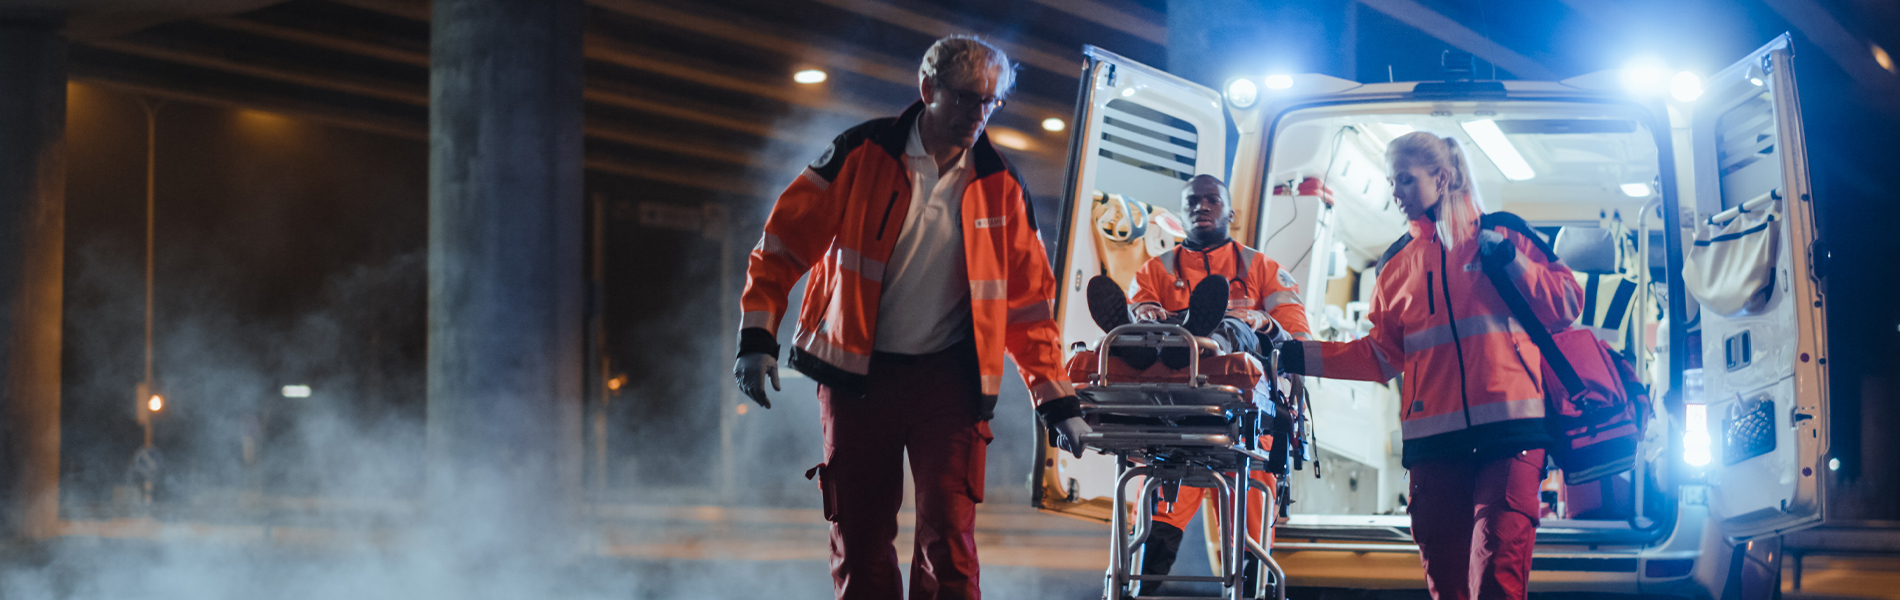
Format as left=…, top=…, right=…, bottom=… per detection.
left=0, top=0, right=286, bottom=37
left=60, top=0, right=1167, bottom=204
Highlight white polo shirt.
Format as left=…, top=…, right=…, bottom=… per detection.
left=873, top=120, right=974, bottom=354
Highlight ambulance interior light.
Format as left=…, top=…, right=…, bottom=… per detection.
left=1460, top=119, right=1535, bottom=181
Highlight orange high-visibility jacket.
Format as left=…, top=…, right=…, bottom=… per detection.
left=737, top=102, right=1074, bottom=407
left=1282, top=213, right=1580, bottom=466
left=1129, top=239, right=1314, bottom=340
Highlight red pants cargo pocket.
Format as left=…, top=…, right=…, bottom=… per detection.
left=967, top=421, right=993, bottom=504
left=806, top=463, right=837, bottom=522
left=1503, top=450, right=1548, bottom=527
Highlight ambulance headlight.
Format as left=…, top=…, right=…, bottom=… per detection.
left=1621, top=59, right=1668, bottom=96
left=1670, top=71, right=1703, bottom=102
left=1226, top=78, right=1258, bottom=109
left=1683, top=403, right=1712, bottom=467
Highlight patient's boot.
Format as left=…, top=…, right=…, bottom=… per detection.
left=1163, top=275, right=1230, bottom=369
left=1088, top=276, right=1158, bottom=369
left=1087, top=275, right=1133, bottom=332
left=1182, top=275, right=1229, bottom=337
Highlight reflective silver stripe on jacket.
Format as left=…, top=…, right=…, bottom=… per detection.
left=1401, top=397, right=1543, bottom=439
left=834, top=246, right=886, bottom=282
left=971, top=279, right=1007, bottom=300
left=741, top=311, right=774, bottom=331
left=1008, top=300, right=1053, bottom=324
left=792, top=329, right=871, bottom=374
left=1401, top=313, right=1521, bottom=355
left=758, top=233, right=809, bottom=271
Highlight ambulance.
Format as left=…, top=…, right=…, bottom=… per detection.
left=1036, top=34, right=1827, bottom=598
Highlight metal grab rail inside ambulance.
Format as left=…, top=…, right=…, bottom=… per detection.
left=1257, top=106, right=1673, bottom=541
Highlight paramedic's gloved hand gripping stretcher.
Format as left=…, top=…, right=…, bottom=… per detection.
left=1037, top=396, right=1092, bottom=458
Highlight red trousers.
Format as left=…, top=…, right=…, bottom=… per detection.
left=1407, top=449, right=1545, bottom=600
left=1152, top=470, right=1275, bottom=544
left=813, top=343, right=991, bottom=600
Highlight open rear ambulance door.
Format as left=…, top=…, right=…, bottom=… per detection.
left=1688, top=33, right=1829, bottom=541
left=1034, top=46, right=1227, bottom=521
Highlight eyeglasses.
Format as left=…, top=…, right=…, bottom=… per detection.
left=945, top=89, right=1007, bottom=113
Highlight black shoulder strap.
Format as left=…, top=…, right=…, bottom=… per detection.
left=1478, top=212, right=1585, bottom=398
left=1375, top=233, right=1413, bottom=272
left=1480, top=211, right=1560, bottom=264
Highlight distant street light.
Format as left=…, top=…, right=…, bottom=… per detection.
left=147, top=394, right=163, bottom=412
left=281, top=385, right=312, bottom=398
left=793, top=69, right=828, bottom=84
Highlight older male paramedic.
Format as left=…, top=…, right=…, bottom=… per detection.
left=730, top=35, right=1089, bottom=600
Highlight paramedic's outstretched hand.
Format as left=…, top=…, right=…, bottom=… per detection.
left=734, top=353, right=779, bottom=409
left=1051, top=417, right=1092, bottom=458
left=1478, top=229, right=1515, bottom=267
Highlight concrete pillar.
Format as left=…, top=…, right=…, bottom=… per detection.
left=427, top=0, right=584, bottom=556
left=0, top=20, right=64, bottom=540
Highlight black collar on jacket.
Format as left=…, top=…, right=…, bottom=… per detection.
left=874, top=101, right=1010, bottom=180
left=1179, top=237, right=1234, bottom=253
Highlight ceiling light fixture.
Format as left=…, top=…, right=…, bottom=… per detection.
left=1460, top=120, right=1535, bottom=181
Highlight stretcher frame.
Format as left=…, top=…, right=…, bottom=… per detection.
left=1074, top=323, right=1289, bottom=600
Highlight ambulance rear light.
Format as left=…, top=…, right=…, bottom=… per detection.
left=1684, top=403, right=1712, bottom=467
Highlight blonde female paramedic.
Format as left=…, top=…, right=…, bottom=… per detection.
left=1272, top=131, right=1582, bottom=600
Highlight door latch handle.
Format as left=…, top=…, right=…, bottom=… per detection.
left=1791, top=408, right=1816, bottom=424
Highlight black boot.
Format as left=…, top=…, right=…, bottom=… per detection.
left=1162, top=275, right=1230, bottom=369
left=1182, top=274, right=1229, bottom=337
left=1137, top=521, right=1185, bottom=596
left=1086, top=275, right=1133, bottom=332
left=1089, top=276, right=1158, bottom=369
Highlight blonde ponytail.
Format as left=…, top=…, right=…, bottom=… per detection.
left=1387, top=132, right=1487, bottom=248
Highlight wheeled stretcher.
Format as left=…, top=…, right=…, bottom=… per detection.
left=1066, top=323, right=1303, bottom=600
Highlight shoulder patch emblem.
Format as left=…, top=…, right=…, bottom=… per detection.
left=1278, top=269, right=1297, bottom=287
left=810, top=143, right=837, bottom=170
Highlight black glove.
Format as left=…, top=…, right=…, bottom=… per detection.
left=733, top=353, right=778, bottom=409
left=1036, top=396, right=1091, bottom=458
left=1273, top=340, right=1306, bottom=375
left=1478, top=229, right=1516, bottom=267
